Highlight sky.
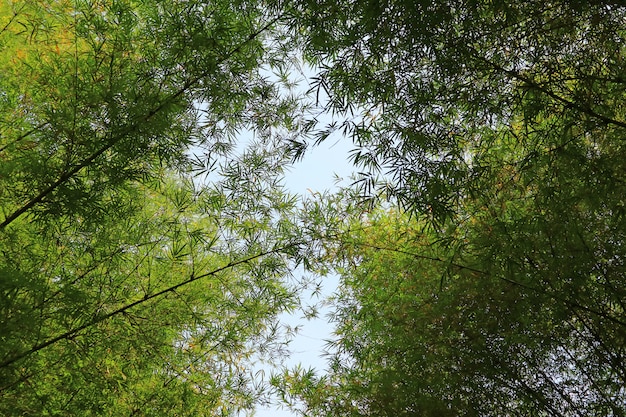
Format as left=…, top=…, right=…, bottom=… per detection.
left=253, top=136, right=355, bottom=417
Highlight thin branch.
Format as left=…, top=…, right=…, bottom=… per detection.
left=0, top=15, right=282, bottom=230
left=0, top=122, right=50, bottom=154
left=471, top=50, right=626, bottom=130
left=350, top=240, right=486, bottom=275
left=0, top=132, right=121, bottom=229
left=0, top=7, right=20, bottom=37
left=344, top=239, right=626, bottom=329
left=0, top=245, right=289, bottom=371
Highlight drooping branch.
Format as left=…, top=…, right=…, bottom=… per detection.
left=349, top=240, right=486, bottom=275
left=0, top=122, right=50, bottom=154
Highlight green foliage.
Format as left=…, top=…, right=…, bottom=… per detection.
left=0, top=1, right=306, bottom=415
left=282, top=187, right=626, bottom=415
left=271, top=1, right=626, bottom=416
left=4, top=0, right=626, bottom=415
left=283, top=0, right=626, bottom=220
left=0, top=170, right=303, bottom=415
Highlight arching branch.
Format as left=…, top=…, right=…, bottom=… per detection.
left=0, top=244, right=290, bottom=373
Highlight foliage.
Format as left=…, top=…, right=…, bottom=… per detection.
left=4, top=0, right=626, bottom=415
left=279, top=174, right=626, bottom=415
left=271, top=1, right=626, bottom=416
left=0, top=1, right=306, bottom=415
left=284, top=0, right=626, bottom=219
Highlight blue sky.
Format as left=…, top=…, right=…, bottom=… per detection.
left=253, top=137, right=355, bottom=417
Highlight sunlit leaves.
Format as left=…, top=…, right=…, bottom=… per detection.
left=0, top=165, right=304, bottom=415
left=0, top=1, right=310, bottom=415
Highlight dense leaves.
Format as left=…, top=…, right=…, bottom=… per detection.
left=271, top=1, right=626, bottom=416
left=0, top=1, right=305, bottom=415
left=282, top=176, right=626, bottom=415
left=284, top=0, right=626, bottom=218
left=3, top=0, right=626, bottom=415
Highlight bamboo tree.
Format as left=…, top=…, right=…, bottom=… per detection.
left=0, top=1, right=307, bottom=415
left=269, top=2, right=626, bottom=415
